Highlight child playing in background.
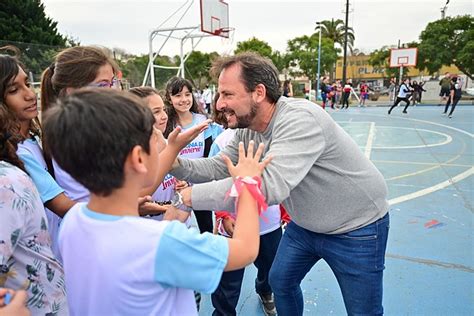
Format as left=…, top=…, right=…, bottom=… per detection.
left=43, top=89, right=271, bottom=315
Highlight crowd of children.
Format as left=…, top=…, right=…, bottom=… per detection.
left=0, top=45, right=284, bottom=316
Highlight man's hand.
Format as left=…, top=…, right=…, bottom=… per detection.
left=163, top=205, right=191, bottom=223
left=175, top=180, right=189, bottom=192
left=222, top=217, right=236, bottom=237
left=167, top=119, right=211, bottom=153
left=179, top=187, right=192, bottom=208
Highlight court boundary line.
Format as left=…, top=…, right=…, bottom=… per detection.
left=388, top=167, right=473, bottom=205
left=334, top=113, right=473, bottom=205
left=364, top=122, right=375, bottom=159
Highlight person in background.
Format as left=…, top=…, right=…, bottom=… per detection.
left=202, top=84, right=213, bottom=114
left=163, top=76, right=223, bottom=234
left=439, top=72, right=451, bottom=105
left=388, top=77, right=413, bottom=115
left=282, top=79, right=293, bottom=97
left=443, top=76, right=462, bottom=118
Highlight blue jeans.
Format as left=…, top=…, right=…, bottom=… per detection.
left=269, top=213, right=389, bottom=316
left=212, top=227, right=282, bottom=316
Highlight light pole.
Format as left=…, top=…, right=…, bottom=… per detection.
left=441, top=0, right=449, bottom=19
left=316, top=22, right=322, bottom=101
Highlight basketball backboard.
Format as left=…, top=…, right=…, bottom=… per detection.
left=389, top=48, right=418, bottom=67
left=200, top=0, right=229, bottom=38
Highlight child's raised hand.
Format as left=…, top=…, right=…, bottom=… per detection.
left=222, top=141, right=272, bottom=178
left=167, top=119, right=211, bottom=151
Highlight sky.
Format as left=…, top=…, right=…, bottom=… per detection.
left=41, top=0, right=473, bottom=57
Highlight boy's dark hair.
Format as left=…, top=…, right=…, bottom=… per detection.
left=43, top=89, right=155, bottom=196
left=211, top=52, right=281, bottom=104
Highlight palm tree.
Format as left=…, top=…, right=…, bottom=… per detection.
left=315, top=19, right=355, bottom=79
left=314, top=18, right=355, bottom=51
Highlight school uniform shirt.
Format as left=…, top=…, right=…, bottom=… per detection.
left=0, top=161, right=68, bottom=315
left=149, top=173, right=195, bottom=227
left=209, top=129, right=282, bottom=237
left=397, top=83, right=411, bottom=98
left=59, top=203, right=228, bottom=316
left=52, top=159, right=90, bottom=202
left=178, top=113, right=223, bottom=159
left=17, top=137, right=64, bottom=261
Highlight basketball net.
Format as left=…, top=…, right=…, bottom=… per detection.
left=216, top=27, right=235, bottom=55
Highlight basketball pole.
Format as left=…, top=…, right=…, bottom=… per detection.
left=399, top=65, right=403, bottom=86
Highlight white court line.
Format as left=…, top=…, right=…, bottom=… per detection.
left=365, top=122, right=376, bottom=159
left=384, top=141, right=466, bottom=181
left=389, top=167, right=474, bottom=205
left=334, top=114, right=473, bottom=205
left=371, top=127, right=452, bottom=149
left=372, top=160, right=472, bottom=168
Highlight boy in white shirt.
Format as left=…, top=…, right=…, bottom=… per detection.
left=42, top=89, right=271, bottom=316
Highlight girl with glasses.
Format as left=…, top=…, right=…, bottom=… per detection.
left=40, top=46, right=120, bottom=205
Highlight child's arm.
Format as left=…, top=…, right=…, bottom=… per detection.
left=221, top=141, right=272, bottom=271
left=45, top=193, right=75, bottom=217
left=140, top=121, right=210, bottom=196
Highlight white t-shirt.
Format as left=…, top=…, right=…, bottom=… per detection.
left=59, top=203, right=228, bottom=316
left=53, top=159, right=90, bottom=202
left=398, top=83, right=411, bottom=98
left=202, top=88, right=213, bottom=104
left=17, top=138, right=64, bottom=260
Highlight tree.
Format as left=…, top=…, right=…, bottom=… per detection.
left=417, top=15, right=474, bottom=79
left=0, top=0, right=68, bottom=78
left=235, top=37, right=273, bottom=58
left=119, top=54, right=177, bottom=89
left=234, top=37, right=290, bottom=74
left=286, top=34, right=338, bottom=83
left=183, top=51, right=219, bottom=88
left=315, top=19, right=355, bottom=51
left=315, top=19, right=355, bottom=79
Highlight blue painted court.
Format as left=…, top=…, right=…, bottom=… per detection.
left=199, top=104, right=473, bottom=316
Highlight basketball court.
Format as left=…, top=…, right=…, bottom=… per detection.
left=142, top=2, right=472, bottom=314
left=199, top=105, right=474, bottom=315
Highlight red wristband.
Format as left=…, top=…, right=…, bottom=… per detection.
left=225, top=176, right=267, bottom=215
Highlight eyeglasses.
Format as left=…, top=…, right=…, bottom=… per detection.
left=87, top=78, right=121, bottom=90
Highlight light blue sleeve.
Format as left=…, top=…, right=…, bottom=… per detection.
left=154, top=221, right=228, bottom=293
left=18, top=153, right=64, bottom=203
left=204, top=123, right=223, bottom=141
left=208, top=142, right=222, bottom=158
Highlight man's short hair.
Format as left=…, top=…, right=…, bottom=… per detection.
left=211, top=52, right=281, bottom=103
left=43, top=89, right=155, bottom=196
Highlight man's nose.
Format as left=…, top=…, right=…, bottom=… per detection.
left=216, top=96, right=225, bottom=111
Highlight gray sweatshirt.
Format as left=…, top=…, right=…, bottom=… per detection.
left=172, top=96, right=389, bottom=234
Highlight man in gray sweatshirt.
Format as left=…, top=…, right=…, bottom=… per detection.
left=171, top=52, right=390, bottom=316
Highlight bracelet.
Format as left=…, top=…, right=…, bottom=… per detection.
left=225, top=176, right=267, bottom=215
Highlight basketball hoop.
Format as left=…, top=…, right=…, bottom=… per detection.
left=214, top=27, right=233, bottom=38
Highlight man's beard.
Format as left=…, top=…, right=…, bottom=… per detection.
left=228, top=100, right=258, bottom=129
